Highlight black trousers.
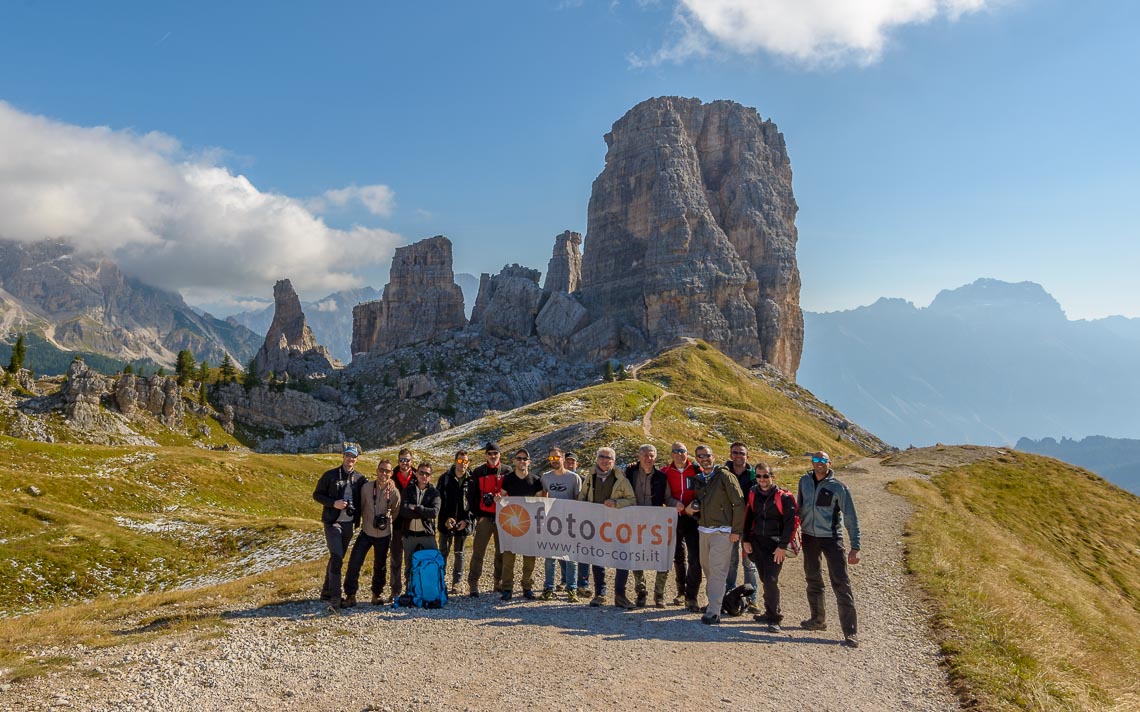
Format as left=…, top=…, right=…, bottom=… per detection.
left=343, top=531, right=392, bottom=597
left=320, top=521, right=354, bottom=601
left=438, top=531, right=468, bottom=585
left=673, top=514, right=702, bottom=599
left=748, top=539, right=785, bottom=623
left=802, top=533, right=858, bottom=636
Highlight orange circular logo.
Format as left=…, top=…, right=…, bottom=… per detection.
left=497, top=503, right=531, bottom=537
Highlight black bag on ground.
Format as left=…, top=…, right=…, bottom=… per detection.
left=721, top=584, right=755, bottom=617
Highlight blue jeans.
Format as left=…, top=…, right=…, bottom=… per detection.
left=545, top=559, right=578, bottom=591
left=726, top=541, right=760, bottom=603
left=578, top=565, right=629, bottom=597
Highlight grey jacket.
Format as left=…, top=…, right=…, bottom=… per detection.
left=797, top=470, right=861, bottom=550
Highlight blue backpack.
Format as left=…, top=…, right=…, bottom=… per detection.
left=407, top=548, right=447, bottom=609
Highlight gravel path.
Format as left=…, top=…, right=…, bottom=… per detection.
left=3, top=458, right=960, bottom=712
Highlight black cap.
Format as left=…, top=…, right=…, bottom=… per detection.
left=484, top=442, right=501, bottom=453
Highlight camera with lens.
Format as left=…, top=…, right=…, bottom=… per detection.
left=445, top=517, right=457, bottom=531
left=344, top=501, right=356, bottom=518
left=482, top=492, right=496, bottom=508
left=373, top=512, right=389, bottom=531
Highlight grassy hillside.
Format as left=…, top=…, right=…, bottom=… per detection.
left=0, top=341, right=882, bottom=678
left=888, top=448, right=1140, bottom=711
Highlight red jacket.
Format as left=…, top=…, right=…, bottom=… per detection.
left=662, top=460, right=699, bottom=506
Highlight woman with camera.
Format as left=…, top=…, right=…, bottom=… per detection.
left=343, top=458, right=402, bottom=606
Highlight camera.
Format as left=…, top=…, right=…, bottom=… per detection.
left=482, top=492, right=495, bottom=508
left=373, top=513, right=389, bottom=531
left=445, top=517, right=457, bottom=531
left=344, top=501, right=356, bottom=518
left=689, top=499, right=701, bottom=513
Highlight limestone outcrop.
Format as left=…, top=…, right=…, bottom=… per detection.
left=579, top=96, right=804, bottom=379
left=544, top=230, right=583, bottom=293
left=254, top=279, right=338, bottom=379
left=469, top=265, right=548, bottom=341
left=351, top=236, right=467, bottom=357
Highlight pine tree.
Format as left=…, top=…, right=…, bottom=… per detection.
left=156, top=367, right=166, bottom=377
left=197, top=360, right=210, bottom=383
left=198, top=381, right=208, bottom=406
left=603, top=361, right=615, bottom=382
left=175, top=349, right=195, bottom=386
left=219, top=354, right=236, bottom=384
left=8, top=334, right=26, bottom=373
left=243, top=358, right=260, bottom=391
left=123, top=363, right=134, bottom=375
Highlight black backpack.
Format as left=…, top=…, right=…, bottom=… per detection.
left=721, top=584, right=755, bottom=616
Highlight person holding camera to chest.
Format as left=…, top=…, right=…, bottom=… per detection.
left=401, top=461, right=441, bottom=587
left=343, top=459, right=402, bottom=606
left=465, top=442, right=512, bottom=597
left=313, top=444, right=367, bottom=611
left=436, top=450, right=474, bottom=595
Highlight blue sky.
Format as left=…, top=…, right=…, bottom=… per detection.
left=1, top=0, right=1136, bottom=318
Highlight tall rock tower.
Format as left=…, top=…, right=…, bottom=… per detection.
left=580, top=96, right=804, bottom=379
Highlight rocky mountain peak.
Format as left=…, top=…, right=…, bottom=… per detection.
left=544, top=230, right=582, bottom=293
left=350, top=235, right=467, bottom=357
left=254, top=279, right=337, bottom=379
left=928, top=279, right=1065, bottom=320
left=580, top=96, right=804, bottom=379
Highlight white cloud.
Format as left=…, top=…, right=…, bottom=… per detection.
left=635, top=0, right=991, bottom=67
left=0, top=101, right=401, bottom=303
left=308, top=184, right=396, bottom=217
left=315, top=299, right=339, bottom=312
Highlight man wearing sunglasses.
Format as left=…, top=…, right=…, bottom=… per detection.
left=578, top=446, right=636, bottom=608
left=388, top=448, right=417, bottom=600
left=742, top=462, right=796, bottom=632
left=466, top=442, right=512, bottom=597
left=624, top=443, right=669, bottom=608
left=663, top=441, right=702, bottom=611
left=540, top=448, right=581, bottom=601
left=798, top=451, right=862, bottom=648
left=400, top=462, right=441, bottom=587
left=724, top=442, right=762, bottom=614
left=499, top=449, right=544, bottom=601
left=436, top=450, right=473, bottom=595
left=313, top=443, right=367, bottom=611
left=690, top=445, right=745, bottom=625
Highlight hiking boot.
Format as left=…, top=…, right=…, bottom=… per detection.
left=654, top=596, right=666, bottom=609
left=746, top=603, right=762, bottom=615
left=672, top=594, right=687, bottom=606
left=700, top=612, right=720, bottom=625
left=801, top=618, right=827, bottom=631
left=539, top=589, right=556, bottom=601
left=371, top=594, right=384, bottom=606
left=589, top=595, right=605, bottom=607
left=469, top=589, right=480, bottom=598
left=327, top=598, right=341, bottom=613
left=447, top=585, right=458, bottom=595
left=554, top=583, right=565, bottom=592
left=685, top=599, right=700, bottom=613
left=844, top=635, right=860, bottom=648
left=523, top=590, right=536, bottom=600
left=343, top=595, right=357, bottom=608
left=566, top=590, right=579, bottom=603
left=614, top=594, right=636, bottom=610
left=767, top=623, right=783, bottom=634
left=635, top=592, right=648, bottom=608
left=319, top=591, right=331, bottom=602
left=500, top=590, right=513, bottom=601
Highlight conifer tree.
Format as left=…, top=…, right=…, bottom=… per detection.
left=175, top=349, right=195, bottom=386
left=218, top=354, right=236, bottom=383
left=198, top=360, right=210, bottom=383
left=8, top=334, right=26, bottom=373
left=123, top=363, right=134, bottom=375
left=243, top=358, right=260, bottom=390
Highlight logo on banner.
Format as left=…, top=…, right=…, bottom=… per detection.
left=498, top=503, right=532, bottom=537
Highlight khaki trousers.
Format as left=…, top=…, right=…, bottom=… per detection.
left=699, top=531, right=734, bottom=616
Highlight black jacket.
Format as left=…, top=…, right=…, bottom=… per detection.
left=313, top=465, right=367, bottom=525
left=624, top=463, right=668, bottom=507
left=743, top=484, right=797, bottom=550
left=400, top=482, right=441, bottom=537
left=467, top=462, right=512, bottom=519
left=436, top=466, right=473, bottom=531
left=724, top=461, right=756, bottom=496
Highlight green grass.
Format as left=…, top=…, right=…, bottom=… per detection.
left=888, top=448, right=1140, bottom=711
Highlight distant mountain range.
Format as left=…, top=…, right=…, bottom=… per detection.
left=798, top=278, right=1140, bottom=447
left=1016, top=436, right=1140, bottom=494
left=0, top=238, right=260, bottom=373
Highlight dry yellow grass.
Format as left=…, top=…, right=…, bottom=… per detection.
left=888, top=448, right=1140, bottom=711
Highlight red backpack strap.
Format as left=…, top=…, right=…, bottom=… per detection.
left=772, top=488, right=785, bottom=516
left=747, top=488, right=755, bottom=513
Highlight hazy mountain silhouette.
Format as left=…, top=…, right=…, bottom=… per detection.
left=1016, top=436, right=1140, bottom=494
left=798, top=279, right=1140, bottom=447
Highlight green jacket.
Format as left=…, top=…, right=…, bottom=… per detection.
left=694, top=465, right=745, bottom=535
left=578, top=467, right=635, bottom=508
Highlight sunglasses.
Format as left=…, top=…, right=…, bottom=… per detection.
left=671, top=448, right=687, bottom=454
left=416, top=470, right=431, bottom=476
left=515, top=456, right=530, bottom=462
left=455, top=458, right=469, bottom=464
left=696, top=453, right=713, bottom=458
left=376, top=468, right=393, bottom=475
left=398, top=457, right=412, bottom=463
left=731, top=451, right=747, bottom=456
left=487, top=452, right=500, bottom=457
left=811, top=457, right=830, bottom=464
left=757, top=474, right=772, bottom=479
left=597, top=455, right=614, bottom=460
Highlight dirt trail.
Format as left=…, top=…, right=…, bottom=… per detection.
left=3, top=458, right=960, bottom=712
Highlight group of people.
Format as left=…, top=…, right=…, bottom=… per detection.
left=313, top=440, right=863, bottom=647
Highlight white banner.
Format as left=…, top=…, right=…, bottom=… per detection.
left=496, top=497, right=677, bottom=572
